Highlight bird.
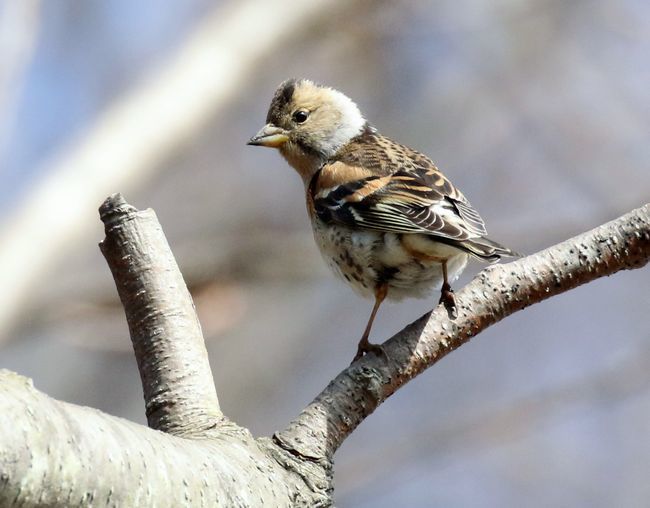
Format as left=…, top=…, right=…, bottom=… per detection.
left=248, top=78, right=517, bottom=362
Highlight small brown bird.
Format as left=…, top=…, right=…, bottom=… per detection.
left=249, top=79, right=516, bottom=362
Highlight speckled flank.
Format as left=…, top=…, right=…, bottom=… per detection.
left=311, top=216, right=468, bottom=301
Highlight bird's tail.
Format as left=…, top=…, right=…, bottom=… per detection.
left=458, top=236, right=521, bottom=262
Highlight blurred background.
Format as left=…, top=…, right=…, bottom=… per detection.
left=1, top=0, right=649, bottom=506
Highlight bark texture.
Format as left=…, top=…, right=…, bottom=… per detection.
left=0, top=370, right=314, bottom=507
left=99, top=194, right=222, bottom=436
left=0, top=199, right=648, bottom=507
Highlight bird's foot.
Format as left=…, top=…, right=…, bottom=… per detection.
left=439, top=283, right=458, bottom=319
left=351, top=340, right=387, bottom=364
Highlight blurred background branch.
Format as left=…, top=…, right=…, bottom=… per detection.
left=0, top=0, right=41, bottom=162
left=0, top=0, right=364, bottom=342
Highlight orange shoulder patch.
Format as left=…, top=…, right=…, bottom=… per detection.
left=318, top=161, right=375, bottom=190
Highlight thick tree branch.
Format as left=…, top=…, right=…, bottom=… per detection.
left=99, top=194, right=222, bottom=436
left=0, top=370, right=310, bottom=507
left=277, top=204, right=650, bottom=461
left=0, top=195, right=330, bottom=506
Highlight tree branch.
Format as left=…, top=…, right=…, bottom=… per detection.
left=0, top=195, right=331, bottom=506
left=1, top=199, right=647, bottom=506
left=277, top=203, right=650, bottom=461
left=98, top=194, right=222, bottom=436
left=0, top=370, right=310, bottom=507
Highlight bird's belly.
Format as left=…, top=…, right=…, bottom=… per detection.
left=311, top=220, right=468, bottom=301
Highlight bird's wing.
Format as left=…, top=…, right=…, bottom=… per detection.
left=310, top=136, right=488, bottom=241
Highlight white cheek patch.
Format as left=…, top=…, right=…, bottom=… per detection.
left=318, top=88, right=366, bottom=156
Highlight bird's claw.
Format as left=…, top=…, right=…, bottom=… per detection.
left=351, top=341, right=387, bottom=364
left=439, top=283, right=458, bottom=319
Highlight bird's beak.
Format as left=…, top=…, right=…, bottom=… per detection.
left=247, top=124, right=289, bottom=148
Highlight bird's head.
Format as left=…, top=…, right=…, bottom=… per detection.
left=248, top=79, right=366, bottom=182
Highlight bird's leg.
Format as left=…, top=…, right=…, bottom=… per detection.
left=352, top=283, right=389, bottom=363
left=439, top=260, right=458, bottom=319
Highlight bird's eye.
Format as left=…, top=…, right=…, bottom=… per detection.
left=292, top=110, right=309, bottom=124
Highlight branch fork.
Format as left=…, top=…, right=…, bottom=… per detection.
left=0, top=196, right=648, bottom=507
